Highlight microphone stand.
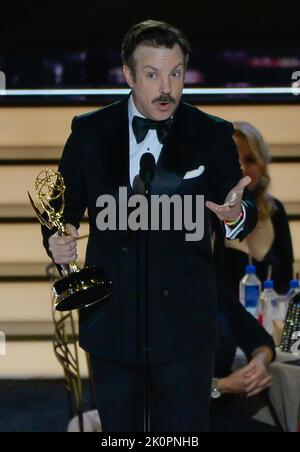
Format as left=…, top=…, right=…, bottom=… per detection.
left=135, top=153, right=155, bottom=433
left=142, top=176, right=151, bottom=433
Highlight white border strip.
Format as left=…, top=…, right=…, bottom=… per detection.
left=0, top=87, right=300, bottom=96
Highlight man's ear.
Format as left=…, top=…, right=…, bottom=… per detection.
left=123, top=65, right=134, bottom=88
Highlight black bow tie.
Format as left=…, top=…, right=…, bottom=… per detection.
left=132, top=115, right=173, bottom=144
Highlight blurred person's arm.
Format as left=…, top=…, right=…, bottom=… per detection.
left=218, top=345, right=273, bottom=397
left=272, top=199, right=294, bottom=293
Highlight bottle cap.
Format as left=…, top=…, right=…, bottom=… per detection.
left=289, top=280, right=300, bottom=289
left=264, top=279, right=274, bottom=289
left=246, top=265, right=256, bottom=274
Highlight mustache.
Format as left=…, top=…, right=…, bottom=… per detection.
left=153, top=95, right=176, bottom=104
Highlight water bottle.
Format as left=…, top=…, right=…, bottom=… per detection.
left=259, top=280, right=279, bottom=335
left=287, top=279, right=300, bottom=302
left=280, top=280, right=300, bottom=352
left=280, top=279, right=300, bottom=321
left=239, top=265, right=261, bottom=318
left=281, top=292, right=300, bottom=353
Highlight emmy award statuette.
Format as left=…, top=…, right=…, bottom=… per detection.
left=28, top=169, right=114, bottom=312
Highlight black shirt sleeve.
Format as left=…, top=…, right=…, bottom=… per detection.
left=271, top=198, right=294, bottom=293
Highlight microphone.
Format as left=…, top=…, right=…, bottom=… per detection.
left=139, top=152, right=156, bottom=187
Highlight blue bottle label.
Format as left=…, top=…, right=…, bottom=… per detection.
left=245, top=285, right=260, bottom=316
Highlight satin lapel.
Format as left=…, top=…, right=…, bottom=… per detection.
left=151, top=102, right=202, bottom=196
left=100, top=98, right=131, bottom=196
left=97, top=97, right=133, bottom=245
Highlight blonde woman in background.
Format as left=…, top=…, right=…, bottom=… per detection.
left=214, top=121, right=294, bottom=297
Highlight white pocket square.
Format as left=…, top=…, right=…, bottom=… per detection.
left=184, top=165, right=205, bottom=180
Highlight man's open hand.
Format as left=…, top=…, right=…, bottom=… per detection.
left=206, top=176, right=251, bottom=222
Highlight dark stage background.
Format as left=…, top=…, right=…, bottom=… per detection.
left=1, top=0, right=299, bottom=51
left=0, top=1, right=300, bottom=100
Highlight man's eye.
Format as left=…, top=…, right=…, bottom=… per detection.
left=147, top=73, right=156, bottom=79
left=171, top=71, right=181, bottom=77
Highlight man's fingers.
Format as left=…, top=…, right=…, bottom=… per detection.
left=246, top=378, right=272, bottom=398
left=68, top=254, right=78, bottom=262
left=222, top=176, right=251, bottom=208
left=243, top=360, right=261, bottom=375
left=56, top=255, right=78, bottom=265
left=53, top=236, right=76, bottom=246
left=224, top=176, right=252, bottom=207
left=246, top=383, right=272, bottom=398
left=224, top=192, right=239, bottom=208
left=66, top=223, right=79, bottom=238
left=205, top=201, right=220, bottom=214
left=244, top=370, right=268, bottom=385
left=206, top=201, right=231, bottom=213
left=236, top=176, right=252, bottom=190
left=54, top=249, right=78, bottom=264
left=245, top=375, right=272, bottom=394
left=59, top=247, right=77, bottom=258
left=49, top=225, right=78, bottom=265
left=242, top=362, right=257, bottom=376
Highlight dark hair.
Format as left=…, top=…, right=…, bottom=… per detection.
left=122, top=20, right=190, bottom=70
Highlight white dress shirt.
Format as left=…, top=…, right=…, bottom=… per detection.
left=127, top=96, right=245, bottom=240
left=128, top=95, right=163, bottom=188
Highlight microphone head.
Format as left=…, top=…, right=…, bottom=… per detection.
left=139, top=152, right=156, bottom=185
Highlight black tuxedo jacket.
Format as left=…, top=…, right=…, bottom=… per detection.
left=42, top=97, right=257, bottom=365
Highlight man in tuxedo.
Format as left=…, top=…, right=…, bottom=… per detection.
left=42, top=20, right=257, bottom=432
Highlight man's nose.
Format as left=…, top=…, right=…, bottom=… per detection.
left=160, top=78, right=172, bottom=95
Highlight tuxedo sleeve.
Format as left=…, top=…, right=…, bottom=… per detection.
left=210, top=121, right=257, bottom=241
left=41, top=117, right=87, bottom=259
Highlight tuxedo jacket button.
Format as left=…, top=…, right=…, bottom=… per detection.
left=163, top=290, right=170, bottom=297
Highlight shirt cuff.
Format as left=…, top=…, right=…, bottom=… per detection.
left=224, top=202, right=247, bottom=240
